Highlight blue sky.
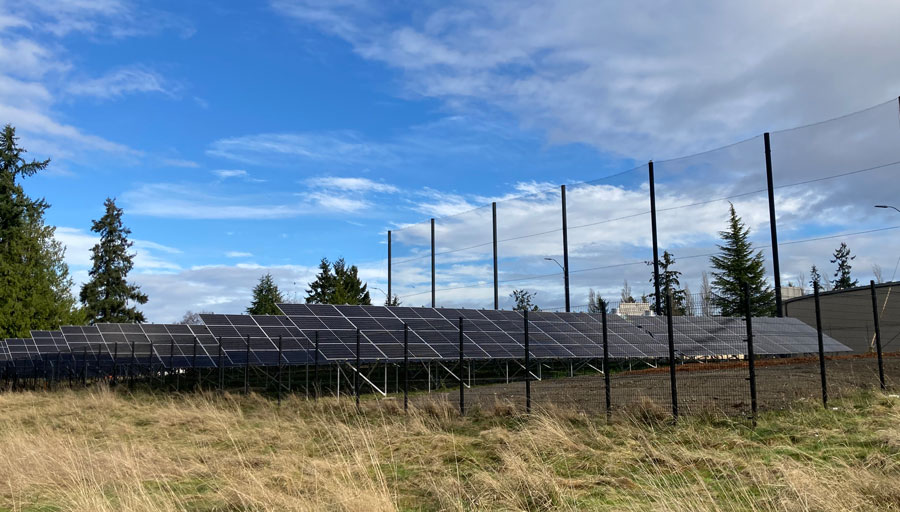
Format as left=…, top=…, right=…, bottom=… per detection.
left=3, top=1, right=900, bottom=321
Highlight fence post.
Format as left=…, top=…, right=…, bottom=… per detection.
left=314, top=331, right=319, bottom=401
left=524, top=309, right=531, bottom=414
left=492, top=202, right=499, bottom=309
left=403, top=323, right=409, bottom=412
left=743, top=282, right=758, bottom=427
left=387, top=230, right=392, bottom=301
left=813, top=282, right=828, bottom=408
left=112, top=342, right=119, bottom=385
left=244, top=334, right=251, bottom=395
left=648, top=161, right=662, bottom=315
left=192, top=336, right=199, bottom=390
left=355, top=328, right=361, bottom=411
left=129, top=342, right=136, bottom=388
left=169, top=338, right=175, bottom=390
left=217, top=337, right=224, bottom=392
left=763, top=133, right=783, bottom=317
left=560, top=184, right=571, bottom=312
left=666, top=290, right=678, bottom=421
left=148, top=341, right=155, bottom=385
left=458, top=317, right=465, bottom=416
left=601, top=306, right=611, bottom=422
left=431, top=218, right=436, bottom=307
left=277, top=335, right=284, bottom=406
left=870, top=280, right=886, bottom=391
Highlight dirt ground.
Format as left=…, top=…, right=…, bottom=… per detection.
left=418, top=353, right=900, bottom=418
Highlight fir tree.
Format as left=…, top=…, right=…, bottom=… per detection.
left=247, top=273, right=284, bottom=315
left=385, top=294, right=401, bottom=307
left=830, top=242, right=858, bottom=290
left=304, top=257, right=371, bottom=305
left=587, top=288, right=607, bottom=313
left=79, top=198, right=148, bottom=323
left=648, top=250, right=686, bottom=315
left=510, top=289, right=539, bottom=312
left=0, top=125, right=82, bottom=337
left=809, top=265, right=824, bottom=290
left=709, top=204, right=775, bottom=317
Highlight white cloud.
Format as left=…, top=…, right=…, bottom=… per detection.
left=272, top=0, right=900, bottom=158
left=207, top=130, right=395, bottom=167
left=67, top=66, right=174, bottom=99
left=306, top=176, right=398, bottom=193
left=213, top=169, right=248, bottom=179
left=122, top=183, right=307, bottom=220
left=162, top=158, right=200, bottom=168
left=226, top=251, right=253, bottom=258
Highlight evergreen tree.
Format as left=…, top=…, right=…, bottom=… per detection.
left=648, top=250, right=686, bottom=315
left=809, top=265, right=824, bottom=290
left=247, top=273, right=284, bottom=315
left=385, top=294, right=401, bottom=307
left=709, top=204, right=775, bottom=317
left=587, top=288, right=607, bottom=313
left=830, top=242, right=858, bottom=290
left=510, top=289, right=539, bottom=312
left=0, top=125, right=81, bottom=337
left=304, top=257, right=371, bottom=305
left=79, top=198, right=148, bottom=323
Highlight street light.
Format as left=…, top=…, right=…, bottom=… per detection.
left=875, top=205, right=900, bottom=213
left=544, top=257, right=564, bottom=271
left=371, top=286, right=387, bottom=297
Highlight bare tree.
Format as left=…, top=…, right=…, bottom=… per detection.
left=797, top=271, right=807, bottom=295
left=873, top=264, right=884, bottom=284
left=620, top=280, right=635, bottom=303
left=179, top=310, right=211, bottom=325
left=700, top=271, right=712, bottom=316
left=683, top=284, right=695, bottom=316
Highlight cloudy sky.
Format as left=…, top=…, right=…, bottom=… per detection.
left=3, top=0, right=900, bottom=321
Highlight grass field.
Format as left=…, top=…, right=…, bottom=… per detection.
left=0, top=387, right=898, bottom=511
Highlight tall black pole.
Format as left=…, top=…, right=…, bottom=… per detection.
left=813, top=282, right=828, bottom=408
left=387, top=230, right=392, bottom=302
left=431, top=218, right=437, bottom=307
left=560, top=185, right=571, bottom=312
left=492, top=202, right=499, bottom=310
left=648, top=161, right=662, bottom=315
left=870, top=280, right=886, bottom=390
left=764, top=133, right=783, bottom=316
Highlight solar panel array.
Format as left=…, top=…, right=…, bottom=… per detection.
left=626, top=316, right=848, bottom=356
left=0, top=305, right=852, bottom=377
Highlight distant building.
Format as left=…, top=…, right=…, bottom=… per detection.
left=614, top=302, right=653, bottom=317
left=784, top=281, right=899, bottom=354
left=781, top=285, right=804, bottom=300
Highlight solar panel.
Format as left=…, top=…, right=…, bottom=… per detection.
left=200, top=314, right=303, bottom=366
left=627, top=315, right=851, bottom=356
left=273, top=303, right=669, bottom=363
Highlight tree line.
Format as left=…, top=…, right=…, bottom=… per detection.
left=1, top=126, right=147, bottom=338
left=513, top=204, right=866, bottom=315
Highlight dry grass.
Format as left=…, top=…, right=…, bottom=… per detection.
left=0, top=386, right=898, bottom=511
